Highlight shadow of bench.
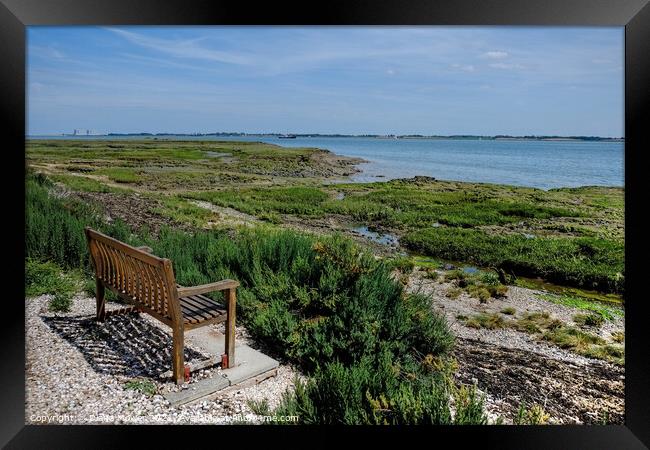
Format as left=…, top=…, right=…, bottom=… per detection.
left=41, top=313, right=208, bottom=380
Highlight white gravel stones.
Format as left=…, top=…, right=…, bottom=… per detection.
left=26, top=294, right=300, bottom=425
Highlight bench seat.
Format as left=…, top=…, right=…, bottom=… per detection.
left=179, top=294, right=227, bottom=326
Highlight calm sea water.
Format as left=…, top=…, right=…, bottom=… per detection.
left=29, top=135, right=624, bottom=189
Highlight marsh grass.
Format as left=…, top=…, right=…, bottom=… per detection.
left=463, top=313, right=505, bottom=329
left=404, top=227, right=623, bottom=294
left=443, top=269, right=508, bottom=302
left=536, top=293, right=622, bottom=321
left=511, top=312, right=623, bottom=365
left=153, top=196, right=219, bottom=228
left=27, top=140, right=624, bottom=295
left=573, top=313, right=606, bottom=328
left=50, top=174, right=130, bottom=193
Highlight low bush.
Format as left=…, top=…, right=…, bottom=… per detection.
left=514, top=402, right=550, bottom=425
left=573, top=313, right=606, bottom=328
left=48, top=292, right=73, bottom=312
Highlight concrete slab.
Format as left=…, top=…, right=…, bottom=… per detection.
left=164, top=375, right=230, bottom=407
left=220, top=343, right=279, bottom=385
left=162, top=328, right=280, bottom=407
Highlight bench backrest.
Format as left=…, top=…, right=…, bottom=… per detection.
left=85, top=227, right=178, bottom=321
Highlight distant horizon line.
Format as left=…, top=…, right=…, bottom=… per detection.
left=27, top=132, right=625, bottom=141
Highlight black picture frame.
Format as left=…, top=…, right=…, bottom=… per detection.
left=2, top=0, right=649, bottom=447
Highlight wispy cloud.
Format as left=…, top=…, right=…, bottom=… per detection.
left=481, top=51, right=508, bottom=59
left=30, top=45, right=65, bottom=60
left=450, top=63, right=475, bottom=72
left=489, top=62, right=524, bottom=70
left=107, top=28, right=252, bottom=65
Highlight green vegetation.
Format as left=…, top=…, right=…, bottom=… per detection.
left=511, top=311, right=562, bottom=334
left=25, top=258, right=79, bottom=297
left=271, top=354, right=486, bottom=425
left=443, top=269, right=508, bottom=302
left=457, top=309, right=623, bottom=365
left=536, top=293, right=622, bottom=320
left=573, top=313, right=606, bottom=328
left=542, top=326, right=623, bottom=365
left=124, top=378, right=158, bottom=397
left=189, top=181, right=584, bottom=230
left=26, top=139, right=346, bottom=192
left=48, top=292, right=73, bottom=313
left=27, top=140, right=624, bottom=296
left=192, top=180, right=622, bottom=294
left=514, top=402, right=550, bottom=425
left=611, top=331, right=625, bottom=343
left=501, top=307, right=516, bottom=315
left=25, top=171, right=487, bottom=424
left=50, top=174, right=130, bottom=193
left=404, top=227, right=623, bottom=294
left=25, top=258, right=82, bottom=313
left=153, top=196, right=220, bottom=228
left=463, top=313, right=505, bottom=330
left=511, top=312, right=623, bottom=365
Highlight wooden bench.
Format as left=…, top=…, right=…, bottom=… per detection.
left=84, top=227, right=238, bottom=384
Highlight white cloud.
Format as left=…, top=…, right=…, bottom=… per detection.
left=451, top=63, right=475, bottom=72
left=481, top=51, right=508, bottom=59
left=489, top=62, right=523, bottom=70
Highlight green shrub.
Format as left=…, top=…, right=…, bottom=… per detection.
left=272, top=351, right=484, bottom=425
left=514, top=402, right=550, bottom=425
left=500, top=307, right=516, bottom=315
left=25, top=258, right=81, bottom=304
left=49, top=292, right=73, bottom=312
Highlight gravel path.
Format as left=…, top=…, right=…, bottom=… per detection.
left=26, top=294, right=301, bottom=425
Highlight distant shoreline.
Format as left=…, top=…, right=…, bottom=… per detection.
left=27, top=133, right=624, bottom=142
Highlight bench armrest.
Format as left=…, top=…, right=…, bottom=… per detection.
left=177, top=279, right=239, bottom=298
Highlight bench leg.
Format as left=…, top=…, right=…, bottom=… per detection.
left=172, top=324, right=185, bottom=384
left=95, top=278, right=106, bottom=322
left=224, top=288, right=236, bottom=368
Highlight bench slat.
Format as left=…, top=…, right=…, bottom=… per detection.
left=179, top=294, right=226, bottom=325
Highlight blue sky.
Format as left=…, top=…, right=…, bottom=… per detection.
left=27, top=26, right=624, bottom=136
